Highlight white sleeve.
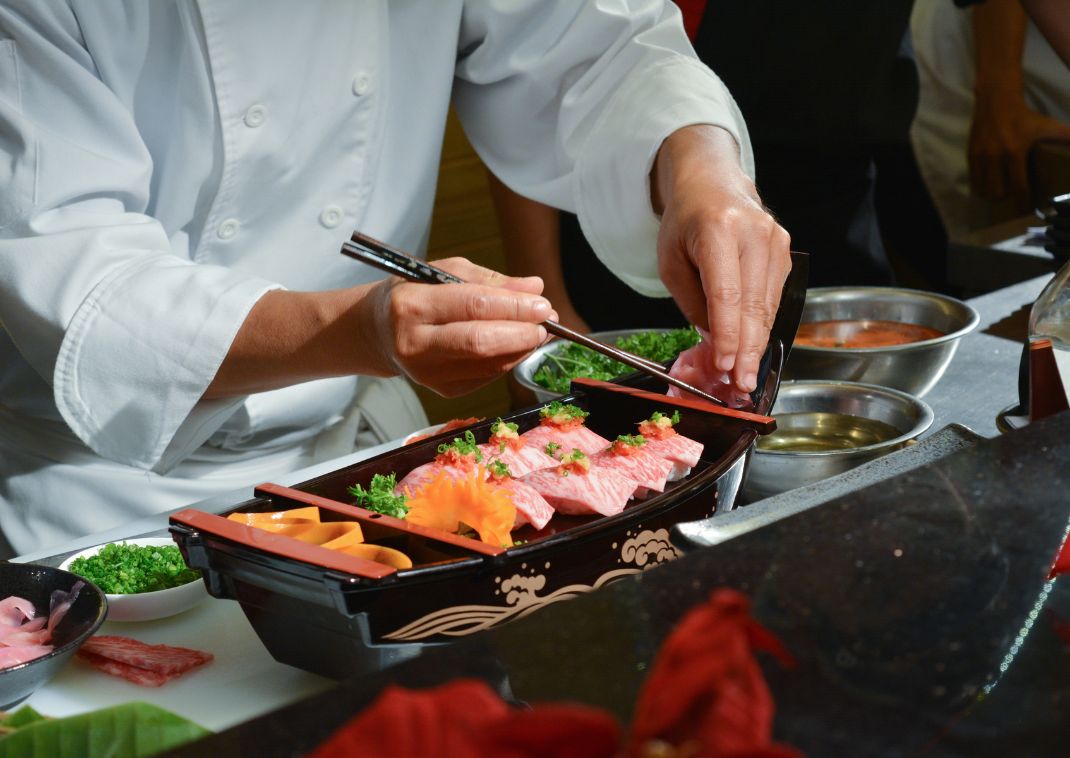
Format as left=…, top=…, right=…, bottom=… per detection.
left=452, top=0, right=753, bottom=297
left=0, top=3, right=278, bottom=473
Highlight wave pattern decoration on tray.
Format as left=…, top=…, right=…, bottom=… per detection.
left=382, top=528, right=680, bottom=641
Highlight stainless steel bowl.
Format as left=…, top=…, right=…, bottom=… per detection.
left=742, top=380, right=934, bottom=500
left=783, top=287, right=980, bottom=397
left=514, top=328, right=675, bottom=402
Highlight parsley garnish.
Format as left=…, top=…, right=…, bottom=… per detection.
left=531, top=327, right=701, bottom=393
left=347, top=473, right=409, bottom=518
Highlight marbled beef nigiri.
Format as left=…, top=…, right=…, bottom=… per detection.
left=521, top=402, right=609, bottom=458
left=478, top=418, right=559, bottom=478
left=635, top=411, right=704, bottom=480
left=522, top=449, right=634, bottom=517
left=592, top=434, right=674, bottom=499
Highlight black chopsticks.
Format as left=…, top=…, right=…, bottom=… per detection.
left=341, top=232, right=728, bottom=407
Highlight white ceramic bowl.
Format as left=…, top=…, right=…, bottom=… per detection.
left=59, top=537, right=207, bottom=623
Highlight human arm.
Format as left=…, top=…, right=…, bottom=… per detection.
left=969, top=0, right=1070, bottom=202
left=1020, top=0, right=1070, bottom=68
left=486, top=174, right=590, bottom=333
left=452, top=1, right=786, bottom=393
left=205, top=258, right=552, bottom=401
left=650, top=125, right=791, bottom=392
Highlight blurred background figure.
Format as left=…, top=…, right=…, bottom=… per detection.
left=493, top=0, right=952, bottom=334
left=912, top=0, right=1070, bottom=239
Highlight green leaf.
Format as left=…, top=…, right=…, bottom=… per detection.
left=0, top=706, right=47, bottom=730
left=0, top=702, right=210, bottom=758
left=347, top=472, right=409, bottom=518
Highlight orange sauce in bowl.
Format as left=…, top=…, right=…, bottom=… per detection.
left=796, top=319, right=944, bottom=348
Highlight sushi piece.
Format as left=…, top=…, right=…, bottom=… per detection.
left=485, top=459, right=555, bottom=531
left=478, top=418, right=559, bottom=478
left=637, top=411, right=704, bottom=480
left=592, top=434, right=674, bottom=499
left=398, top=430, right=484, bottom=494
left=522, top=449, right=635, bottom=518
left=521, top=402, right=610, bottom=458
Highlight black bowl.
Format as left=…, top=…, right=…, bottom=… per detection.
left=0, top=563, right=107, bottom=709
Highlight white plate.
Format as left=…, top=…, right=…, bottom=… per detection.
left=59, top=538, right=208, bottom=623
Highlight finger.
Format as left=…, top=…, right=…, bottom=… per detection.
left=749, top=225, right=793, bottom=388
left=404, top=322, right=547, bottom=381
left=431, top=257, right=544, bottom=294
left=732, top=227, right=773, bottom=393
left=658, top=247, right=709, bottom=332
left=393, top=282, right=553, bottom=326
left=692, top=228, right=743, bottom=374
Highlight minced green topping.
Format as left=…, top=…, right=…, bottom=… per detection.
left=490, top=418, right=519, bottom=436
left=545, top=442, right=562, bottom=458
left=539, top=401, right=588, bottom=421
left=648, top=410, right=681, bottom=425
left=437, top=430, right=482, bottom=461
left=487, top=459, right=512, bottom=479
left=68, top=542, right=200, bottom=595
left=348, top=472, right=409, bottom=518
left=616, top=434, right=646, bottom=447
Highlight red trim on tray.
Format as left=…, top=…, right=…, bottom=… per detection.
left=168, top=509, right=397, bottom=580
left=570, top=377, right=777, bottom=432
left=253, top=483, right=506, bottom=557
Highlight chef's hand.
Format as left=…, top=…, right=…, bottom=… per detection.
left=651, top=125, right=792, bottom=394
left=365, top=257, right=556, bottom=397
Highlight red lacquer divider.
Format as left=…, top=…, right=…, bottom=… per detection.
left=169, top=509, right=398, bottom=581
left=254, top=482, right=505, bottom=557
left=571, top=377, right=777, bottom=433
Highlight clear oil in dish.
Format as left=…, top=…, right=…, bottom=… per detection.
left=757, top=412, right=903, bottom=452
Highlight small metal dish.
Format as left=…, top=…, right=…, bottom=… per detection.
left=783, top=287, right=980, bottom=397
left=743, top=380, right=934, bottom=500
left=514, top=329, right=678, bottom=403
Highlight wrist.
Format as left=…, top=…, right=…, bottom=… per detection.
left=651, top=125, right=752, bottom=215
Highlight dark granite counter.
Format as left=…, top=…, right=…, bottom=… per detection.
left=168, top=411, right=1070, bottom=757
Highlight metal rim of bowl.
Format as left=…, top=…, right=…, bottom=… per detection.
left=755, top=379, right=935, bottom=458
left=0, top=565, right=108, bottom=675
left=791, top=286, right=981, bottom=354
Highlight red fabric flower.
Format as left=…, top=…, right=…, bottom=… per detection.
left=307, top=589, right=800, bottom=757
left=306, top=680, right=619, bottom=758
left=627, top=589, right=801, bottom=758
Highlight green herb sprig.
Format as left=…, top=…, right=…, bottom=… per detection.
left=531, top=327, right=701, bottom=394
left=348, top=473, right=409, bottom=518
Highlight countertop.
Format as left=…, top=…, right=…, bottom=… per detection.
left=15, top=274, right=1065, bottom=751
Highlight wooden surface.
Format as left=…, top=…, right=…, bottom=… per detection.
left=418, top=110, right=514, bottom=424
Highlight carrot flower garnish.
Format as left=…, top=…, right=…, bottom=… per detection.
left=405, top=467, right=516, bottom=547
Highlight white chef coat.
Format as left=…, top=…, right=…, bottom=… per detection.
left=0, top=0, right=752, bottom=556
left=911, top=0, right=1070, bottom=238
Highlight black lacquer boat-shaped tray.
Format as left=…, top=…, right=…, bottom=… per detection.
left=170, top=254, right=809, bottom=680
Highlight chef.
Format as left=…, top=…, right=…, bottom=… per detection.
left=0, top=0, right=790, bottom=556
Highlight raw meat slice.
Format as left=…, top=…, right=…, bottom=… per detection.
left=47, top=581, right=83, bottom=635
left=397, top=461, right=472, bottom=494
left=644, top=435, right=705, bottom=480
left=478, top=442, right=558, bottom=478
left=78, top=650, right=170, bottom=687
left=668, top=332, right=754, bottom=409
left=521, top=424, right=609, bottom=458
left=79, top=636, right=213, bottom=676
left=493, top=478, right=555, bottom=531
left=0, top=644, right=54, bottom=668
left=522, top=465, right=635, bottom=517
left=593, top=447, right=674, bottom=499
left=0, top=596, right=35, bottom=627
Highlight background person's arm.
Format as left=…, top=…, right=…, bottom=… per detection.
left=969, top=0, right=1070, bottom=203
left=1020, top=0, right=1070, bottom=68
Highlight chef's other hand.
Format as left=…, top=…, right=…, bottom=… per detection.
left=651, top=125, right=792, bottom=394
left=367, top=257, right=555, bottom=397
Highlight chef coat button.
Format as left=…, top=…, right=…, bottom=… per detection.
left=243, top=104, right=267, bottom=128
left=319, top=205, right=344, bottom=229
left=217, top=218, right=240, bottom=240
left=352, top=73, right=371, bottom=96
